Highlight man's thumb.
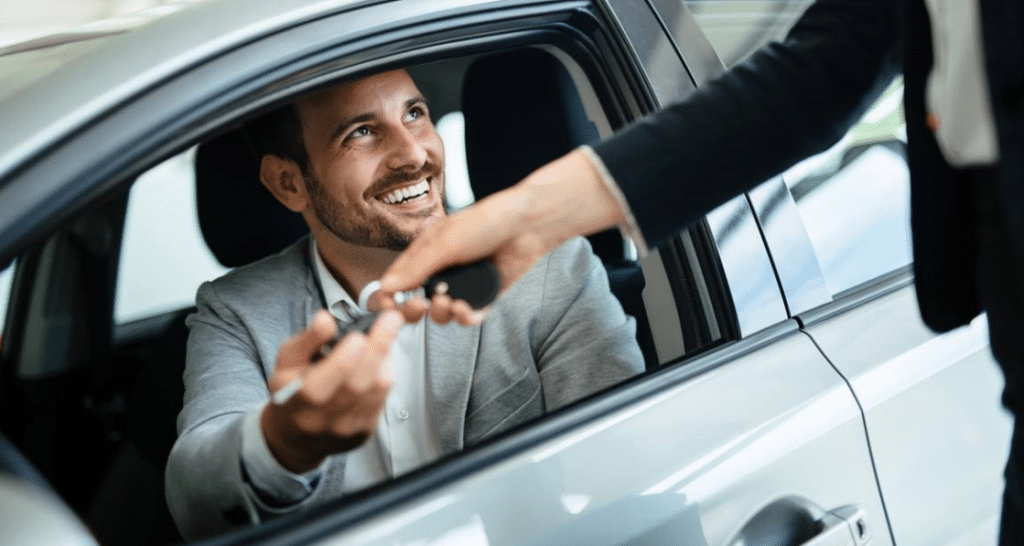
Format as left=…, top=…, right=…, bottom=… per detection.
left=280, top=310, right=338, bottom=370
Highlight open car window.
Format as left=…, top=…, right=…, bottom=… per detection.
left=0, top=3, right=742, bottom=545
left=112, top=47, right=685, bottom=541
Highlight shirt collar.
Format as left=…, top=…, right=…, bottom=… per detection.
left=310, top=237, right=362, bottom=321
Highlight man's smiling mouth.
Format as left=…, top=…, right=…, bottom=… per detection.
left=379, top=179, right=430, bottom=205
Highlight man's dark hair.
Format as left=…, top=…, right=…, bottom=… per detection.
left=241, top=104, right=310, bottom=174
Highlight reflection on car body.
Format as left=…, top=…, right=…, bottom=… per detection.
left=0, top=0, right=1011, bottom=545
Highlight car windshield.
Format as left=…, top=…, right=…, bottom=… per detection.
left=0, top=37, right=113, bottom=103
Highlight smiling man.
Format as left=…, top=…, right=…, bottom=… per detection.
left=165, top=69, right=643, bottom=539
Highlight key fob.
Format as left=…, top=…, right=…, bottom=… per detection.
left=423, top=260, right=500, bottom=309
left=313, top=260, right=499, bottom=361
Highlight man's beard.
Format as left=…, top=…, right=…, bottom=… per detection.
left=304, top=163, right=443, bottom=251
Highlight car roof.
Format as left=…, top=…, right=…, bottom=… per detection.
left=0, top=0, right=384, bottom=180
left=0, top=2, right=198, bottom=57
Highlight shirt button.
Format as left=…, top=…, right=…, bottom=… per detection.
left=397, top=409, right=410, bottom=421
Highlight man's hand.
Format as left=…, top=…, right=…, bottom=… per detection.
left=378, top=183, right=550, bottom=326
left=260, top=310, right=403, bottom=474
left=379, top=148, right=626, bottom=325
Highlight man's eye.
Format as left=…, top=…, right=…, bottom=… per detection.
left=350, top=126, right=371, bottom=138
left=407, top=107, right=425, bottom=120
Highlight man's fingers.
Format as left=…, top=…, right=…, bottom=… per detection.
left=307, top=310, right=402, bottom=400
left=452, top=300, right=485, bottom=326
left=301, top=332, right=367, bottom=404
left=364, top=310, right=404, bottom=363
left=428, top=293, right=455, bottom=324
left=380, top=294, right=428, bottom=323
left=275, top=310, right=337, bottom=374
left=399, top=297, right=428, bottom=323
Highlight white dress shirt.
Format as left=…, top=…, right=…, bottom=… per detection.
left=239, top=238, right=443, bottom=505
left=922, top=0, right=999, bottom=166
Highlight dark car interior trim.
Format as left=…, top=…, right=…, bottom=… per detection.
left=659, top=226, right=740, bottom=353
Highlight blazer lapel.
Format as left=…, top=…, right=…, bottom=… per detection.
left=424, top=320, right=480, bottom=453
left=302, top=241, right=322, bottom=327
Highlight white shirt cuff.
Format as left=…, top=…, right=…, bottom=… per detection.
left=578, top=145, right=649, bottom=257
left=240, top=406, right=325, bottom=506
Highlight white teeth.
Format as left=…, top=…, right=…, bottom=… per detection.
left=381, top=180, right=430, bottom=204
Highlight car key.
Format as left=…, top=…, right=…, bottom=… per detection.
left=272, top=259, right=500, bottom=405
left=423, top=258, right=501, bottom=310
left=335, top=259, right=499, bottom=349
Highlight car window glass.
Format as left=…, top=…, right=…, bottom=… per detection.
left=0, top=260, right=14, bottom=333
left=685, top=0, right=813, bottom=67
left=115, top=147, right=228, bottom=323
left=782, top=78, right=910, bottom=295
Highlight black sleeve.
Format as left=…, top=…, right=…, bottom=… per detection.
left=593, top=0, right=904, bottom=249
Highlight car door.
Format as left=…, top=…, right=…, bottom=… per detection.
left=744, top=80, right=1015, bottom=544
left=668, top=3, right=1014, bottom=543
left=0, top=1, right=890, bottom=545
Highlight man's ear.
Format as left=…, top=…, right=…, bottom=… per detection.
left=259, top=155, right=308, bottom=213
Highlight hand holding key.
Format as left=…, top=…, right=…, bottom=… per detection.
left=261, top=309, right=404, bottom=474
left=380, top=259, right=501, bottom=326
left=379, top=150, right=625, bottom=325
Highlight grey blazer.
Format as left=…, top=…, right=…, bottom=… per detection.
left=166, top=236, right=643, bottom=539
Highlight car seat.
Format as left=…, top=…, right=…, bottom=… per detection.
left=461, top=48, right=656, bottom=365
left=128, top=127, right=310, bottom=474
left=98, top=129, right=309, bottom=546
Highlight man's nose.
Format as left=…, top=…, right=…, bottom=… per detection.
left=385, top=125, right=428, bottom=171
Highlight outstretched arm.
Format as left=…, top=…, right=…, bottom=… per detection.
left=167, top=279, right=402, bottom=539
left=381, top=148, right=624, bottom=323
left=381, top=0, right=901, bottom=323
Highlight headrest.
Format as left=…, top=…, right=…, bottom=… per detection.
left=462, top=48, right=601, bottom=199
left=194, top=128, right=309, bottom=268
left=462, top=48, right=624, bottom=262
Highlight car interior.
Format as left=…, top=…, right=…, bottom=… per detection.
left=0, top=43, right=723, bottom=546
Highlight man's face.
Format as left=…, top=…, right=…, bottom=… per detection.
left=294, top=70, right=446, bottom=251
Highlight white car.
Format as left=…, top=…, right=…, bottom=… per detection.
left=0, top=0, right=1011, bottom=545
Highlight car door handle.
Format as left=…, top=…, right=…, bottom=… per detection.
left=800, top=506, right=870, bottom=546
left=729, top=498, right=871, bottom=546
